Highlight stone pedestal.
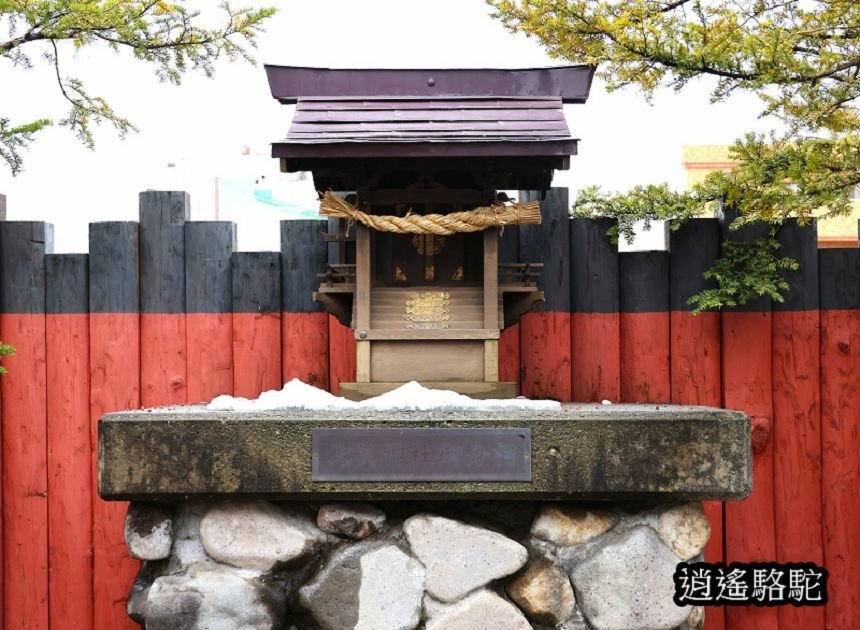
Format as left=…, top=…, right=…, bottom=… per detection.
left=100, top=405, right=750, bottom=629
left=125, top=500, right=711, bottom=630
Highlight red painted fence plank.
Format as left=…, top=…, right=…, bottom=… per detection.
left=518, top=189, right=572, bottom=401
left=185, top=221, right=236, bottom=404
left=0, top=314, right=49, bottom=630
left=722, top=311, right=779, bottom=630
left=819, top=246, right=860, bottom=629
left=669, top=219, right=724, bottom=630
left=772, top=222, right=824, bottom=630
left=232, top=253, right=282, bottom=399
left=0, top=222, right=52, bottom=630
left=570, top=218, right=620, bottom=403
left=328, top=315, right=355, bottom=396
left=498, top=323, right=520, bottom=393
left=46, top=255, right=93, bottom=630
left=619, top=252, right=670, bottom=404
left=283, top=312, right=330, bottom=390
left=89, top=222, right=141, bottom=630
left=820, top=309, right=860, bottom=628
left=139, top=192, right=189, bottom=408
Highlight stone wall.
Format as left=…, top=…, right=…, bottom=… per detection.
left=125, top=500, right=710, bottom=630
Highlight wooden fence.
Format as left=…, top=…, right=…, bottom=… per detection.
left=0, top=189, right=856, bottom=629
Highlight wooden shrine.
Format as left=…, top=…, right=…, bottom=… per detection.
left=266, top=66, right=594, bottom=398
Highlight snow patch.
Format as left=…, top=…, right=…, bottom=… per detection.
left=207, top=378, right=560, bottom=412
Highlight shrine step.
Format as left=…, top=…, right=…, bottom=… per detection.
left=339, top=381, right=517, bottom=401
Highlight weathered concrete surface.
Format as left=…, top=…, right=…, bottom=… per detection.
left=99, top=405, right=751, bottom=501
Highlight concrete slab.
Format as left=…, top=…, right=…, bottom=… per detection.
left=98, top=404, right=751, bottom=502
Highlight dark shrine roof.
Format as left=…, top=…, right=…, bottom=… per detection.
left=265, top=66, right=594, bottom=161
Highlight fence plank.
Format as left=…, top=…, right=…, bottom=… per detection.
left=518, top=188, right=571, bottom=401
left=89, top=222, right=141, bottom=630
left=282, top=220, right=330, bottom=390
left=0, top=222, right=52, bottom=630
left=772, top=220, right=824, bottom=630
left=720, top=211, right=779, bottom=630
left=328, top=315, right=356, bottom=396
left=140, top=191, right=189, bottom=407
left=570, top=218, right=620, bottom=402
left=669, top=219, right=724, bottom=630
left=819, top=245, right=860, bottom=628
left=619, top=251, right=670, bottom=403
left=46, top=254, right=93, bottom=630
left=185, top=221, right=236, bottom=403
left=232, top=252, right=282, bottom=398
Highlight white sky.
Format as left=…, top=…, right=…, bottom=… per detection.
left=0, top=0, right=775, bottom=252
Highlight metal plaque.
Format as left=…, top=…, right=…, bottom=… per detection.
left=312, top=427, right=531, bottom=481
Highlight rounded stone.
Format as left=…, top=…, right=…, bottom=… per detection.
left=317, top=502, right=386, bottom=540
left=425, top=589, right=530, bottom=630
left=531, top=505, right=618, bottom=547
left=687, top=605, right=705, bottom=629
left=145, top=570, right=285, bottom=630
left=125, top=503, right=174, bottom=561
left=656, top=503, right=711, bottom=560
left=403, top=514, right=528, bottom=603
left=571, top=526, right=690, bottom=630
left=299, top=541, right=424, bottom=630
left=506, top=556, right=575, bottom=625
left=199, top=501, right=324, bottom=570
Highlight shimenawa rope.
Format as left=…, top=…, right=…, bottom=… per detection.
left=318, top=191, right=541, bottom=236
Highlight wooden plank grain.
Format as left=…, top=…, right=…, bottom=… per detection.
left=570, top=218, right=620, bottom=402
left=139, top=191, right=189, bottom=407
left=819, top=247, right=860, bottom=629
left=518, top=188, right=572, bottom=401
left=46, top=254, right=93, bottom=630
left=185, top=221, right=236, bottom=403
left=0, top=222, right=52, bottom=630
left=232, top=252, right=281, bottom=398
left=669, top=220, right=724, bottom=630
left=282, top=220, right=330, bottom=390
left=772, top=220, right=824, bottom=630
left=330, top=316, right=357, bottom=393
left=718, top=210, right=779, bottom=630
left=89, top=221, right=140, bottom=630
left=619, top=251, right=670, bottom=403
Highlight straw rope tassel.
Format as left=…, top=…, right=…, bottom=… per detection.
left=318, top=191, right=541, bottom=235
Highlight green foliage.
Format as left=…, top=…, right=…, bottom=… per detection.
left=688, top=238, right=799, bottom=314
left=489, top=0, right=860, bottom=310
left=572, top=183, right=708, bottom=243
left=0, top=340, right=14, bottom=375
left=0, top=116, right=52, bottom=174
left=1, top=1, right=276, bottom=174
